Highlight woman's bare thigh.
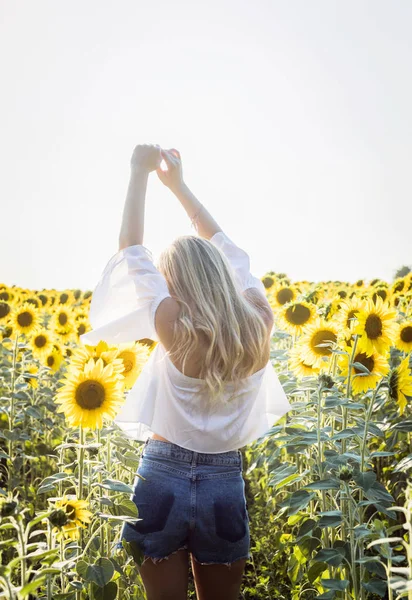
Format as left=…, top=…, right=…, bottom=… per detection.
left=191, top=554, right=247, bottom=600
left=137, top=548, right=189, bottom=600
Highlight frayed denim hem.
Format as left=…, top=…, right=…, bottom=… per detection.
left=191, top=552, right=252, bottom=569
left=140, top=544, right=189, bottom=566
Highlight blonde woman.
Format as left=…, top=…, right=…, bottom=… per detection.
left=81, top=144, right=291, bottom=600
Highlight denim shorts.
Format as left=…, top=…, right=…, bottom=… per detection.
left=118, top=438, right=251, bottom=566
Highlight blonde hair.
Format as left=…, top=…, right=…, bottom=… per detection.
left=157, top=235, right=270, bottom=403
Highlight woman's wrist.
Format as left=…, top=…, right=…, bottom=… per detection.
left=171, top=181, right=190, bottom=198
left=130, top=164, right=150, bottom=178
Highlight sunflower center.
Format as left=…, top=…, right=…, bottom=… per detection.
left=285, top=304, right=311, bottom=326
left=76, top=380, right=105, bottom=410
left=65, top=504, right=76, bottom=520
left=35, top=335, right=47, bottom=348
left=353, top=352, right=375, bottom=374
left=400, top=326, right=412, bottom=344
left=394, top=280, right=405, bottom=293
left=119, top=352, right=135, bottom=373
left=277, top=288, right=294, bottom=305
left=373, top=289, right=387, bottom=303
left=0, top=303, right=10, bottom=319
left=311, top=330, right=338, bottom=356
left=60, top=293, right=69, bottom=304
left=59, top=313, right=68, bottom=326
left=365, top=314, right=383, bottom=340
left=0, top=292, right=9, bottom=301
left=47, top=356, right=55, bottom=367
left=78, top=324, right=86, bottom=335
left=18, top=311, right=33, bottom=327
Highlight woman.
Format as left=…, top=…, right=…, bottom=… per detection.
left=80, top=144, right=291, bottom=600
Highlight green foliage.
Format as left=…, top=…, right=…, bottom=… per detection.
left=0, top=328, right=411, bottom=599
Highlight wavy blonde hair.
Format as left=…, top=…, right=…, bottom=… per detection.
left=157, top=235, right=270, bottom=403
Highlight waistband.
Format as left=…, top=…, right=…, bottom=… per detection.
left=143, top=438, right=242, bottom=467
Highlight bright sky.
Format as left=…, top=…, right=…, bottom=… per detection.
left=1, top=1, right=411, bottom=292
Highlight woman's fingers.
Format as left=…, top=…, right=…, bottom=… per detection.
left=169, top=148, right=181, bottom=159
left=161, top=149, right=178, bottom=168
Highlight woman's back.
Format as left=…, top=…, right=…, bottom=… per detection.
left=157, top=289, right=274, bottom=382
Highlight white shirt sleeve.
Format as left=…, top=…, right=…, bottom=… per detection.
left=79, top=244, right=171, bottom=346
left=209, top=231, right=266, bottom=295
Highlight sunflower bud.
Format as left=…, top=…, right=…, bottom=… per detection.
left=86, top=445, right=99, bottom=458
left=338, top=466, right=353, bottom=482
left=35, top=442, right=50, bottom=456
left=318, top=374, right=335, bottom=390
left=48, top=509, right=68, bottom=528
left=0, top=500, right=17, bottom=518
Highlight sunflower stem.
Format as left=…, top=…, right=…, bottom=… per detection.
left=77, top=426, right=85, bottom=562
left=340, top=334, right=359, bottom=545
left=316, top=384, right=329, bottom=547
left=106, top=430, right=112, bottom=554
left=358, top=383, right=387, bottom=600
left=345, top=481, right=359, bottom=600
left=47, top=520, right=54, bottom=600
left=8, top=332, right=19, bottom=491
left=78, top=427, right=85, bottom=499
left=60, top=537, right=65, bottom=591
left=342, top=334, right=359, bottom=454
left=97, top=428, right=104, bottom=555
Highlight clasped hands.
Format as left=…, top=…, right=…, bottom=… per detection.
left=130, top=143, right=184, bottom=192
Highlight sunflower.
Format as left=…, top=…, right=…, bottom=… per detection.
left=56, top=291, right=76, bottom=306
left=338, top=347, right=390, bottom=394
left=54, top=323, right=76, bottom=342
left=50, top=308, right=74, bottom=333
left=0, top=302, right=12, bottom=325
left=332, top=296, right=364, bottom=333
left=288, top=343, right=321, bottom=378
left=270, top=284, right=297, bottom=309
left=43, top=347, right=64, bottom=373
left=371, top=286, right=391, bottom=305
left=396, top=322, right=412, bottom=353
left=277, top=300, right=316, bottom=337
left=299, top=317, right=339, bottom=371
left=388, top=355, right=412, bottom=415
left=1, top=325, right=13, bottom=340
left=52, top=497, right=92, bottom=541
left=22, top=364, right=39, bottom=389
left=353, top=296, right=399, bottom=356
left=76, top=318, right=88, bottom=338
left=70, top=340, right=125, bottom=381
left=55, top=358, right=125, bottom=429
left=9, top=302, right=41, bottom=336
left=0, top=288, right=12, bottom=302
left=392, top=276, right=407, bottom=295
left=116, top=342, right=151, bottom=389
left=29, top=329, right=55, bottom=360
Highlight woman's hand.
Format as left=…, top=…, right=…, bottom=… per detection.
left=130, top=144, right=162, bottom=173
left=157, top=148, right=184, bottom=193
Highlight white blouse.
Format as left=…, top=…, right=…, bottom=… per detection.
left=80, top=231, right=291, bottom=453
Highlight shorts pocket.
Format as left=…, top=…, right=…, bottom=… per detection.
left=129, top=462, right=176, bottom=535
left=213, top=480, right=248, bottom=543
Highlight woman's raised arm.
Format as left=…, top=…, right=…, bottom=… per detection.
left=158, top=148, right=223, bottom=240
left=118, top=144, right=162, bottom=250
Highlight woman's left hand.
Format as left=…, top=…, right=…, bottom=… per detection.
left=130, top=144, right=162, bottom=173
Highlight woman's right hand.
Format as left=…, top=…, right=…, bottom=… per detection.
left=157, top=148, right=184, bottom=192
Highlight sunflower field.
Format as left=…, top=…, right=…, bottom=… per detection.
left=0, top=269, right=412, bottom=600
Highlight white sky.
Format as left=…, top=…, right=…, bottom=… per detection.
left=1, top=0, right=411, bottom=292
